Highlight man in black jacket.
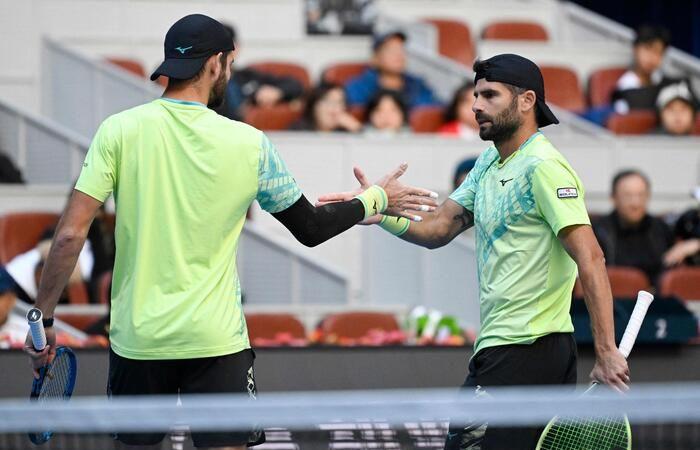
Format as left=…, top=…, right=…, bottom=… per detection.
left=593, top=170, right=674, bottom=286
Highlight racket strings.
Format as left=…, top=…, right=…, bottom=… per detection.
left=540, top=415, right=629, bottom=450
left=39, top=352, right=72, bottom=401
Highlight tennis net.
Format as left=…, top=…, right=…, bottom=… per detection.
left=1, top=384, right=699, bottom=449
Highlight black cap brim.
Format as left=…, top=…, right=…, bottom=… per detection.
left=150, top=55, right=210, bottom=81
left=536, top=99, right=559, bottom=127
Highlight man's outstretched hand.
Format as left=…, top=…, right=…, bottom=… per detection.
left=317, top=163, right=438, bottom=223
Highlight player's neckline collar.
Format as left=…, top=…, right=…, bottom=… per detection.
left=496, top=131, right=541, bottom=168
left=160, top=97, right=207, bottom=108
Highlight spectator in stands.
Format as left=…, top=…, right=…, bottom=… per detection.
left=612, top=25, right=671, bottom=115
left=215, top=23, right=305, bottom=121
left=290, top=83, right=362, bottom=132
left=664, top=187, right=700, bottom=267
left=439, top=82, right=478, bottom=138
left=0, top=151, right=24, bottom=183
left=654, top=80, right=698, bottom=136
left=453, top=157, right=477, bottom=191
left=363, top=89, right=409, bottom=135
left=0, top=288, right=25, bottom=349
left=593, top=170, right=674, bottom=285
left=345, top=30, right=440, bottom=111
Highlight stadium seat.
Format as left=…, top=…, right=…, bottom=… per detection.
left=243, top=104, right=302, bottom=131
left=422, top=18, right=475, bottom=67
left=106, top=58, right=146, bottom=78
left=410, top=106, right=445, bottom=133
left=246, top=61, right=311, bottom=90
left=319, top=311, right=400, bottom=341
left=607, top=266, right=651, bottom=298
left=539, top=66, right=586, bottom=112
left=349, top=105, right=366, bottom=122
left=660, top=267, right=700, bottom=301
left=482, top=21, right=549, bottom=41
left=66, top=281, right=89, bottom=305
left=588, top=67, right=626, bottom=107
left=0, top=213, right=59, bottom=264
left=606, top=111, right=657, bottom=135
left=322, top=62, right=368, bottom=85
left=245, top=313, right=306, bottom=345
left=55, top=312, right=101, bottom=331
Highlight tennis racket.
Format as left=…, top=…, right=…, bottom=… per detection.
left=536, top=290, right=654, bottom=450
left=26, top=308, right=78, bottom=445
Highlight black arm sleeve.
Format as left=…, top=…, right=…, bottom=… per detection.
left=271, top=195, right=365, bottom=247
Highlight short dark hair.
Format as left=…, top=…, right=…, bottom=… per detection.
left=633, top=25, right=671, bottom=48
left=366, top=89, right=408, bottom=124
left=166, top=52, right=229, bottom=90
left=611, top=169, right=651, bottom=195
left=444, top=81, right=475, bottom=123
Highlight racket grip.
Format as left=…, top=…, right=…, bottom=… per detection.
left=618, top=290, right=654, bottom=358
left=27, top=308, right=47, bottom=351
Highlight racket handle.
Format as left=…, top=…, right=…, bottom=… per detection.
left=618, top=290, right=654, bottom=359
left=27, top=308, right=47, bottom=351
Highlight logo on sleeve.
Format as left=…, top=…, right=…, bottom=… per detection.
left=557, top=187, right=578, bottom=199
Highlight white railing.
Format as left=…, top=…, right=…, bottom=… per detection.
left=0, top=98, right=89, bottom=184
left=238, top=222, right=349, bottom=305
left=41, top=38, right=163, bottom=139
left=362, top=226, right=480, bottom=331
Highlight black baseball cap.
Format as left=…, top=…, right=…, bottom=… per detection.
left=473, top=54, right=559, bottom=127
left=150, top=14, right=234, bottom=81
left=372, top=30, right=407, bottom=51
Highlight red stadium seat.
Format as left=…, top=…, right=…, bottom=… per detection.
left=106, top=58, right=147, bottom=78
left=246, top=61, right=311, bottom=90
left=322, top=62, right=368, bottom=85
left=410, top=106, right=445, bottom=133
left=482, top=21, right=549, bottom=41
left=243, top=104, right=302, bottom=131
left=422, top=18, right=475, bottom=67
left=55, top=313, right=102, bottom=331
left=606, top=111, right=657, bottom=135
left=539, top=66, right=586, bottom=112
left=0, top=213, right=59, bottom=264
left=588, top=67, right=626, bottom=107
left=245, top=313, right=306, bottom=345
left=660, top=267, right=700, bottom=301
left=319, top=311, right=400, bottom=342
left=66, top=281, right=89, bottom=305
left=607, top=267, right=651, bottom=298
left=349, top=106, right=366, bottom=122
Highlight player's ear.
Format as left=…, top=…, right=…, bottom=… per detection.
left=521, top=90, right=537, bottom=113
left=209, top=52, right=223, bottom=77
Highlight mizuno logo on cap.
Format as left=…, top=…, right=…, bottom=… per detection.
left=175, top=46, right=193, bottom=54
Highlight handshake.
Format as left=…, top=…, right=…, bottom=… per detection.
left=316, top=163, right=440, bottom=225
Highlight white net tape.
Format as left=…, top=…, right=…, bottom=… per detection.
left=2, top=383, right=700, bottom=433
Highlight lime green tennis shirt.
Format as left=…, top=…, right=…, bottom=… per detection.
left=75, top=98, right=301, bottom=359
left=450, top=132, right=590, bottom=355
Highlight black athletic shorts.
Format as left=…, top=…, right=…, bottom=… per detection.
left=444, top=332, right=577, bottom=450
left=108, top=347, right=265, bottom=448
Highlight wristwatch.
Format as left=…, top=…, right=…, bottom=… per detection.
left=42, top=317, right=54, bottom=328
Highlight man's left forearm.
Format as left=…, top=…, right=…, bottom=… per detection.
left=34, top=229, right=87, bottom=317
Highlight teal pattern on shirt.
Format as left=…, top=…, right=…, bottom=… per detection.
left=450, top=132, right=542, bottom=271
left=256, top=134, right=302, bottom=213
